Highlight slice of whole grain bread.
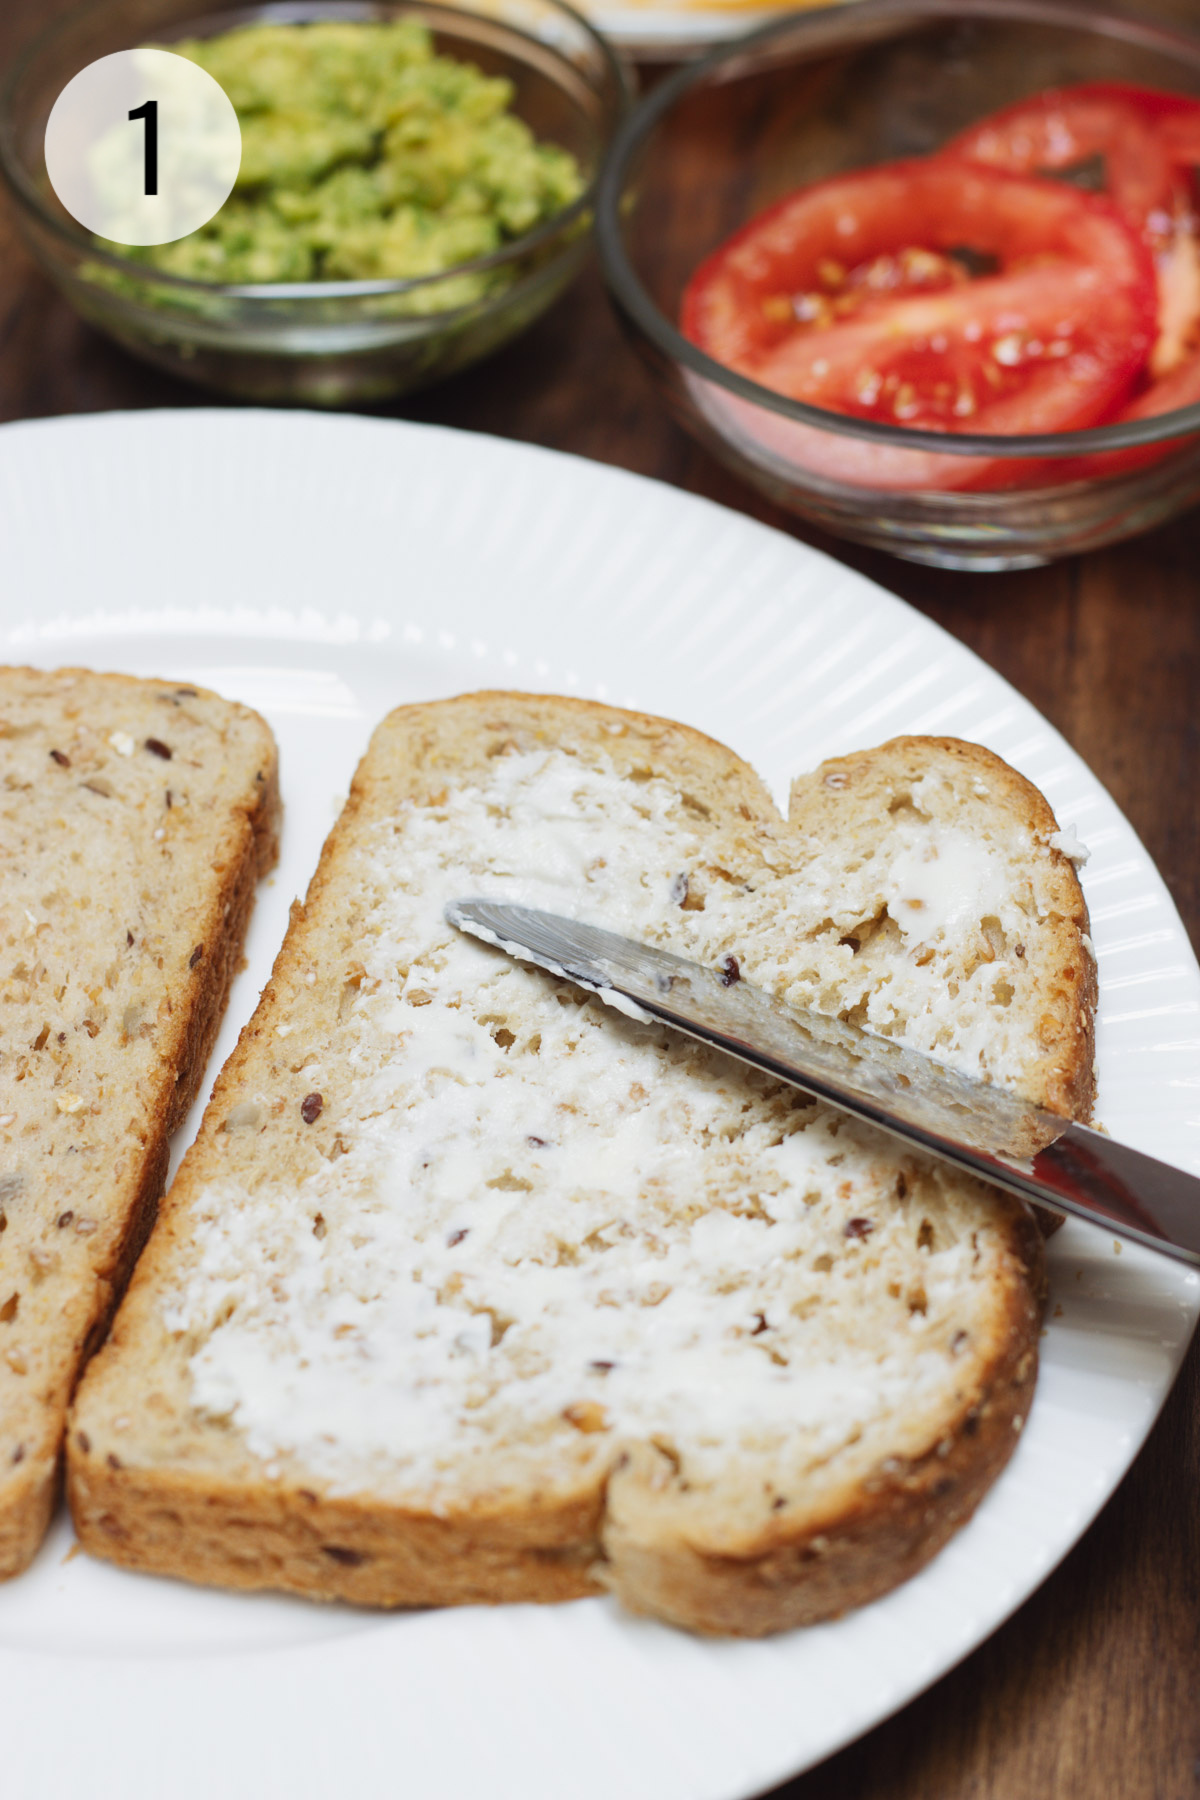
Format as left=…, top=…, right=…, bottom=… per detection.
left=67, top=693, right=1091, bottom=1635
left=0, top=667, right=279, bottom=1579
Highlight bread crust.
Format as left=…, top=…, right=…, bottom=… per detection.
left=0, top=667, right=279, bottom=1579
left=69, top=696, right=1064, bottom=1633
left=599, top=1204, right=1043, bottom=1635
left=69, top=1462, right=607, bottom=1606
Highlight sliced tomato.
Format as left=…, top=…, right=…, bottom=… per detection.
left=944, top=85, right=1181, bottom=225
left=949, top=86, right=1200, bottom=486
left=685, top=380, right=1034, bottom=496
left=1122, top=347, right=1200, bottom=419
left=746, top=261, right=1134, bottom=437
left=1161, top=112, right=1200, bottom=166
left=1017, top=348, right=1200, bottom=485
left=681, top=161, right=1156, bottom=490
left=684, top=160, right=1153, bottom=366
left=945, top=83, right=1200, bottom=377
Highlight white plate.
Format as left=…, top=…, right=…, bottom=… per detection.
left=588, top=0, right=862, bottom=57
left=0, top=409, right=1196, bottom=1800
left=589, top=3, right=795, bottom=55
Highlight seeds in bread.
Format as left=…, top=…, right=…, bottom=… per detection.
left=67, top=695, right=1086, bottom=1633
left=0, top=667, right=279, bottom=1579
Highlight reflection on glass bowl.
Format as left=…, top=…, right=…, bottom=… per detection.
left=597, top=0, right=1200, bottom=569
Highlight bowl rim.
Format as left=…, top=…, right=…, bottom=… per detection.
left=596, top=0, right=1200, bottom=459
left=0, top=0, right=632, bottom=303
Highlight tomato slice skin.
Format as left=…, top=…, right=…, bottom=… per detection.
left=943, top=84, right=1190, bottom=225
left=1161, top=113, right=1200, bottom=165
left=682, top=160, right=1156, bottom=489
left=945, top=82, right=1200, bottom=378
left=683, top=159, right=1154, bottom=368
left=1017, top=349, right=1200, bottom=485
left=747, top=261, right=1138, bottom=436
left=944, top=84, right=1200, bottom=447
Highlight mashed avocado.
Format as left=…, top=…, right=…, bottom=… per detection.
left=132, top=20, right=584, bottom=287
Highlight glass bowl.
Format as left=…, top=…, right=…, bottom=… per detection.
left=596, top=0, right=1200, bottom=569
left=1, top=0, right=630, bottom=405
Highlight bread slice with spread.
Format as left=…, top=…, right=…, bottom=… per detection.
left=67, top=694, right=1091, bottom=1634
left=0, top=667, right=279, bottom=1579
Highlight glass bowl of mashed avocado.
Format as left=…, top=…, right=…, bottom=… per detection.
left=1, top=0, right=629, bottom=403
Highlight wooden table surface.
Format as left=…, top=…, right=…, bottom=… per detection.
left=2, top=2, right=1199, bottom=1793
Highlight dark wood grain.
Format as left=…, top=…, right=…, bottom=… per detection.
left=1, top=3, right=1199, bottom=1794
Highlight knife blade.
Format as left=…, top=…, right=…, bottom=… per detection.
left=446, top=897, right=1200, bottom=1267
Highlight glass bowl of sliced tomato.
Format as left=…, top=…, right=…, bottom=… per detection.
left=596, top=0, right=1200, bottom=568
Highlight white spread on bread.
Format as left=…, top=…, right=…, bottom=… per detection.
left=885, top=824, right=1011, bottom=945
left=1048, top=826, right=1090, bottom=868
left=162, top=748, right=1032, bottom=1497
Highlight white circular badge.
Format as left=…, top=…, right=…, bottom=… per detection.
left=44, top=48, right=241, bottom=247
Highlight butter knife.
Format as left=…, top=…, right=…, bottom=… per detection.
left=446, top=898, right=1200, bottom=1267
